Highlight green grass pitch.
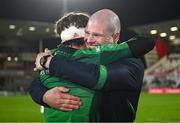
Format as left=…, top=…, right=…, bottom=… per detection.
left=0, top=92, right=180, bottom=122
left=135, top=92, right=180, bottom=122
left=0, top=95, right=43, bottom=122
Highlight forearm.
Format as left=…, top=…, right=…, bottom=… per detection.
left=28, top=77, right=49, bottom=106
left=49, top=55, right=101, bottom=89
left=73, top=36, right=155, bottom=64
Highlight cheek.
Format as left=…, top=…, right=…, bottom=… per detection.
left=96, top=39, right=106, bottom=45
left=94, top=38, right=102, bottom=44
left=98, top=37, right=111, bottom=44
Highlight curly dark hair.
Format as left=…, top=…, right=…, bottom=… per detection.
left=55, top=12, right=90, bottom=36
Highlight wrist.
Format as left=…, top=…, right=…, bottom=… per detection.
left=40, top=55, right=52, bottom=70
left=44, top=56, right=52, bottom=69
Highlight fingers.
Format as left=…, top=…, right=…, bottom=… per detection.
left=60, top=93, right=80, bottom=101
left=34, top=53, right=44, bottom=70
left=58, top=101, right=81, bottom=112
left=57, top=92, right=81, bottom=112
left=56, top=87, right=69, bottom=92
left=33, top=67, right=38, bottom=71
left=59, top=107, right=73, bottom=112
left=59, top=98, right=81, bottom=106
left=59, top=104, right=80, bottom=112
left=44, top=48, right=52, bottom=55
left=44, top=48, right=50, bottom=53
left=43, top=87, right=81, bottom=112
left=34, top=48, right=52, bottom=72
left=34, top=51, right=52, bottom=71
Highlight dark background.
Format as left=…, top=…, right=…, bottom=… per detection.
left=0, top=0, right=179, bottom=27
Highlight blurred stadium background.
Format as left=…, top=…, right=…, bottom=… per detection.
left=0, top=0, right=180, bottom=122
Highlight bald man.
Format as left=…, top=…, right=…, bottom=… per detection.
left=30, top=9, right=155, bottom=122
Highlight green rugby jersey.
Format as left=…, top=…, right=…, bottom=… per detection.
left=40, top=42, right=131, bottom=122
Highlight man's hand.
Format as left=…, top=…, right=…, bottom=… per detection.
left=34, top=48, right=52, bottom=71
left=43, top=87, right=81, bottom=112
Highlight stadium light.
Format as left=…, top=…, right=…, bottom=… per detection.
left=150, top=30, right=157, bottom=35
left=169, top=35, right=176, bottom=40
left=29, top=26, right=36, bottom=31
left=14, top=57, right=18, bottom=62
left=9, top=25, right=16, bottom=29
left=170, top=26, right=178, bottom=31
left=160, top=32, right=167, bottom=37
left=7, top=56, right=12, bottom=61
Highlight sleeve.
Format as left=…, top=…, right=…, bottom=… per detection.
left=126, top=36, right=156, bottom=57
left=49, top=55, right=103, bottom=89
left=28, top=76, right=49, bottom=106
left=102, top=58, right=144, bottom=92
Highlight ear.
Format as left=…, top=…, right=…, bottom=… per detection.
left=113, top=33, right=120, bottom=43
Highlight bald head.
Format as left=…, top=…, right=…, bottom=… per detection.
left=84, top=9, right=121, bottom=47
left=89, top=9, right=121, bottom=34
